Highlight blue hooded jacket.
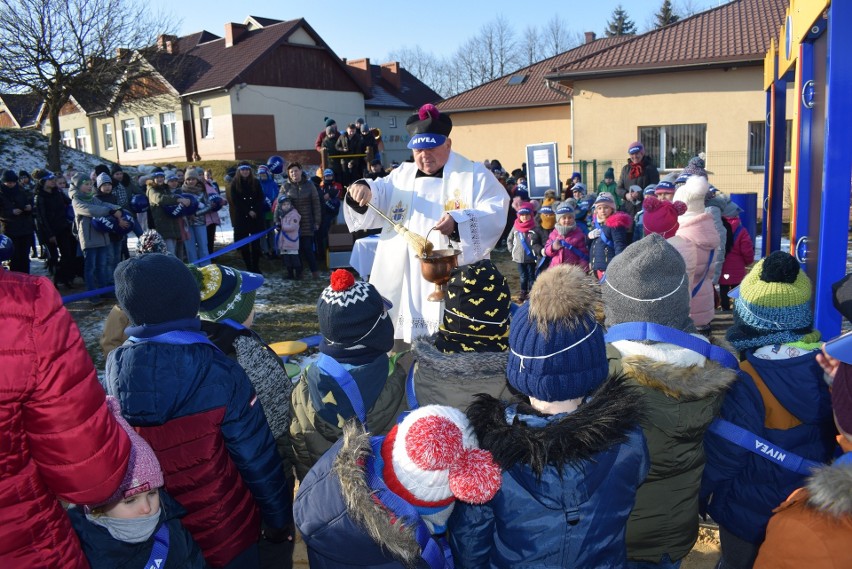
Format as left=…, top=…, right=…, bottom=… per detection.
left=701, top=350, right=836, bottom=543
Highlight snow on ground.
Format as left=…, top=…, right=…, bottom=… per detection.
left=0, top=128, right=126, bottom=176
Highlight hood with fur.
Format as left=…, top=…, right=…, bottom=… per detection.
left=333, top=421, right=423, bottom=567
left=619, top=348, right=737, bottom=401
left=806, top=459, right=852, bottom=517
left=466, top=374, right=643, bottom=477
left=604, top=211, right=633, bottom=229
left=411, top=337, right=511, bottom=409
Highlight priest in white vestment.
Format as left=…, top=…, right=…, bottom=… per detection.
left=345, top=104, right=509, bottom=343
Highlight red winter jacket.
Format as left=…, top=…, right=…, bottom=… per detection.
left=719, top=216, right=755, bottom=286
left=0, top=271, right=130, bottom=569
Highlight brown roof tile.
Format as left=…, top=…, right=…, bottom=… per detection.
left=145, top=19, right=307, bottom=95
left=437, top=36, right=629, bottom=113
left=549, top=0, right=787, bottom=80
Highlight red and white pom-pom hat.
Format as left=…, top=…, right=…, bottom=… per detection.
left=382, top=405, right=502, bottom=506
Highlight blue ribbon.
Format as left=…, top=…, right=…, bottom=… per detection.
left=62, top=226, right=276, bottom=304
left=144, top=524, right=170, bottom=569
left=691, top=249, right=715, bottom=298
left=316, top=353, right=368, bottom=428
left=558, top=239, right=589, bottom=261
left=707, top=419, right=821, bottom=476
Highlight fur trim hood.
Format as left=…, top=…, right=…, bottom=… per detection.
left=466, top=374, right=643, bottom=477
left=619, top=348, right=737, bottom=400
left=333, top=421, right=423, bottom=567
left=412, top=336, right=508, bottom=382
left=806, top=459, right=852, bottom=517
left=605, top=211, right=633, bottom=229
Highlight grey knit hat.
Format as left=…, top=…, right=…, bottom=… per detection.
left=601, top=234, right=694, bottom=332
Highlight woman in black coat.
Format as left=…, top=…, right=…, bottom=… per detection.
left=226, top=162, right=267, bottom=273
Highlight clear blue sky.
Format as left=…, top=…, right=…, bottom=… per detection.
left=153, top=0, right=727, bottom=62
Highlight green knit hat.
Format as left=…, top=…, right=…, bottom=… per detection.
left=727, top=252, right=819, bottom=350
left=191, top=264, right=263, bottom=324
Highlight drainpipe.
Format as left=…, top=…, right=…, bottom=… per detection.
left=184, top=97, right=200, bottom=161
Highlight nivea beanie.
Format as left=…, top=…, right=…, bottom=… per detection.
left=602, top=234, right=694, bottom=332
left=726, top=251, right=820, bottom=351
left=507, top=264, right=607, bottom=402
left=317, top=269, right=394, bottom=363
left=115, top=254, right=200, bottom=326
left=435, top=260, right=511, bottom=353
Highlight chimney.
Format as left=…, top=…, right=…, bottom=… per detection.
left=116, top=47, right=129, bottom=59
left=225, top=23, right=248, bottom=48
left=584, top=31, right=596, bottom=44
left=346, top=58, right=372, bottom=91
left=380, top=62, right=401, bottom=90
left=157, top=34, right=178, bottom=53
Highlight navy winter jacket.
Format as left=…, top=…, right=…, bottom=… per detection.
left=588, top=212, right=632, bottom=272
left=104, top=320, right=292, bottom=567
left=700, top=350, right=836, bottom=543
left=68, top=491, right=209, bottom=569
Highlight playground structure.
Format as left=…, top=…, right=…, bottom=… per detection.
left=763, top=0, right=851, bottom=339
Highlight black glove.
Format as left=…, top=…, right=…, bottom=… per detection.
left=262, top=522, right=295, bottom=543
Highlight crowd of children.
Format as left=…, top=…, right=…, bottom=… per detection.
left=3, top=143, right=851, bottom=569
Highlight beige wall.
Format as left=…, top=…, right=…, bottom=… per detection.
left=366, top=107, right=415, bottom=165
left=113, top=93, right=186, bottom=165
left=230, top=86, right=364, bottom=153
left=190, top=92, right=235, bottom=161
left=570, top=66, right=795, bottom=195
left=447, top=105, right=571, bottom=171
left=46, top=109, right=93, bottom=154
left=93, top=117, right=119, bottom=162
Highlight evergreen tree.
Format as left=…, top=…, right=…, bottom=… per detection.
left=654, top=0, right=680, bottom=29
left=605, top=5, right=638, bottom=37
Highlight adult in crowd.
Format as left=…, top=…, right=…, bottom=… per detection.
left=281, top=162, right=321, bottom=279
left=345, top=104, right=509, bottom=343
left=203, top=169, right=223, bottom=255
left=315, top=168, right=341, bottom=266
left=0, top=169, right=35, bottom=273
left=34, top=170, right=77, bottom=288
left=618, top=142, right=660, bottom=197
left=602, top=235, right=737, bottom=569
left=702, top=251, right=835, bottom=569
left=257, top=165, right=279, bottom=259
left=227, top=162, right=266, bottom=274
left=0, top=271, right=131, bottom=568
left=450, top=264, right=649, bottom=568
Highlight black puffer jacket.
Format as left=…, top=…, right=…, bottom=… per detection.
left=0, top=182, right=35, bottom=236
left=34, top=186, right=71, bottom=240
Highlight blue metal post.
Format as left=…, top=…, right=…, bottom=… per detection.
left=793, top=41, right=814, bottom=268
left=768, top=76, right=787, bottom=254
left=761, top=87, right=772, bottom=258
left=815, top=2, right=852, bottom=339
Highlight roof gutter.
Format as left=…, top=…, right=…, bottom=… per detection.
left=439, top=101, right=567, bottom=114
left=545, top=57, right=762, bottom=82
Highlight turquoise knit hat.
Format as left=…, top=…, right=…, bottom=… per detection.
left=727, top=252, right=820, bottom=351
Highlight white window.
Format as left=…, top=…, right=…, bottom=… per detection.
left=103, top=123, right=114, bottom=150
left=141, top=115, right=157, bottom=149
left=388, top=116, right=397, bottom=128
left=200, top=106, right=213, bottom=138
left=748, top=120, right=792, bottom=169
left=74, top=127, right=88, bottom=152
left=161, top=111, right=178, bottom=147
left=638, top=124, right=707, bottom=170
left=60, top=130, right=73, bottom=147
left=122, top=119, right=138, bottom=151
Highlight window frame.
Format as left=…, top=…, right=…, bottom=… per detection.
left=102, top=123, right=114, bottom=150
left=200, top=106, right=213, bottom=139
left=161, top=111, right=178, bottom=147
left=60, top=130, right=73, bottom=147
left=748, top=119, right=793, bottom=170
left=122, top=118, right=139, bottom=152
left=140, top=115, right=158, bottom=150
left=638, top=123, right=707, bottom=171
left=74, top=127, right=88, bottom=152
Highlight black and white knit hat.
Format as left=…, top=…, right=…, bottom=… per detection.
left=317, top=270, right=394, bottom=361
left=435, top=260, right=511, bottom=354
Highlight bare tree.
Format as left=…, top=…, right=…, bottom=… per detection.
left=0, top=0, right=175, bottom=170
left=520, top=25, right=543, bottom=67
left=542, top=15, right=575, bottom=58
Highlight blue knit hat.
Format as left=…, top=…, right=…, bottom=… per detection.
left=594, top=192, right=616, bottom=207
left=115, top=254, right=200, bottom=326
left=507, top=264, right=607, bottom=402
left=555, top=205, right=574, bottom=216
left=571, top=171, right=581, bottom=181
